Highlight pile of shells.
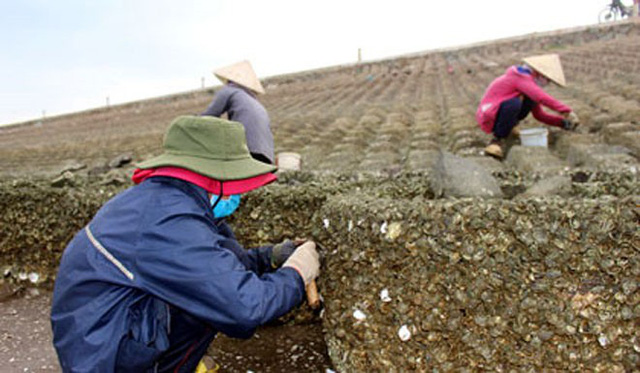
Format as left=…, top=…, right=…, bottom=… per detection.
left=1, top=171, right=638, bottom=370
left=0, top=178, right=118, bottom=285
left=313, top=194, right=639, bottom=372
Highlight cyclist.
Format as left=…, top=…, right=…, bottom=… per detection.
left=600, top=0, right=635, bottom=21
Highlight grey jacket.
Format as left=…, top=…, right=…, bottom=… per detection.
left=202, top=84, right=274, bottom=163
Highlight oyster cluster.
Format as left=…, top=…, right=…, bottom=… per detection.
left=311, top=193, right=638, bottom=371
left=5, top=170, right=638, bottom=370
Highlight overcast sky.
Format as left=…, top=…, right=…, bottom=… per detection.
left=0, top=0, right=621, bottom=125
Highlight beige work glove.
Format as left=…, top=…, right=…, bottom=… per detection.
left=282, top=241, right=320, bottom=286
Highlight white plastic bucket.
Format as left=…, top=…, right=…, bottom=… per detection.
left=519, top=128, right=548, bottom=147
left=276, top=152, right=302, bottom=171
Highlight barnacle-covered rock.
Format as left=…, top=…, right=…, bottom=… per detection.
left=430, top=151, right=503, bottom=198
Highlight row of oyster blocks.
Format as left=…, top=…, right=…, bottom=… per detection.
left=265, top=32, right=640, bottom=120
left=2, top=170, right=637, bottom=371
left=227, top=182, right=640, bottom=372
left=267, top=64, right=639, bottom=149
left=266, top=28, right=640, bottom=121
left=562, top=38, right=640, bottom=85
left=273, top=102, right=639, bottom=174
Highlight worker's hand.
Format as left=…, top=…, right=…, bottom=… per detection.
left=561, top=119, right=579, bottom=131
left=562, top=111, right=580, bottom=130
left=567, top=111, right=580, bottom=124
left=282, top=241, right=320, bottom=286
left=270, top=239, right=297, bottom=269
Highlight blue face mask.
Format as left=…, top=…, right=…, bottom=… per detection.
left=210, top=194, right=241, bottom=218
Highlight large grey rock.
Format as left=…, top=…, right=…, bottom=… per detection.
left=520, top=175, right=572, bottom=197
left=430, top=151, right=503, bottom=198
left=466, top=156, right=506, bottom=173
left=505, top=146, right=567, bottom=174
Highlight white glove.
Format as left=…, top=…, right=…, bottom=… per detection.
left=282, top=241, right=320, bottom=286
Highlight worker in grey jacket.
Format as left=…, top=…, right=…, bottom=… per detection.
left=202, top=60, right=275, bottom=164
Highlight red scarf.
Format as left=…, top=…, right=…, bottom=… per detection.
left=131, top=167, right=276, bottom=195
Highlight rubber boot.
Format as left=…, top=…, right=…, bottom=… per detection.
left=484, top=138, right=504, bottom=159
left=195, top=356, right=219, bottom=373
left=510, top=126, right=521, bottom=138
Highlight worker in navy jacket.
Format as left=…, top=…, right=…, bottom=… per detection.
left=50, top=116, right=320, bottom=372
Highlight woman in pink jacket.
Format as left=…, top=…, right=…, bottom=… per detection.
left=476, top=54, right=579, bottom=159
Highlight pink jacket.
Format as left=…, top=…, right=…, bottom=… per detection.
left=476, top=66, right=572, bottom=134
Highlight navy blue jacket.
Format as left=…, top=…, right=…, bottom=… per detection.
left=51, top=177, right=304, bottom=372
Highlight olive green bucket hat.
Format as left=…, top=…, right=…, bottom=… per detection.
left=137, top=116, right=276, bottom=180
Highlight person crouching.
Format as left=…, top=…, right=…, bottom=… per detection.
left=476, top=53, right=580, bottom=159
left=50, top=116, right=320, bottom=372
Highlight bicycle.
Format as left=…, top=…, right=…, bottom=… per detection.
left=598, top=0, right=633, bottom=22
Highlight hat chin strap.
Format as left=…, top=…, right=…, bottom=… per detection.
left=211, top=182, right=224, bottom=211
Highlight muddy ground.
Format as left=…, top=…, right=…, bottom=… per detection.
left=0, top=291, right=58, bottom=373
left=0, top=291, right=333, bottom=372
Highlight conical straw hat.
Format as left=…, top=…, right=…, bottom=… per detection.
left=522, top=54, right=566, bottom=87
left=213, top=60, right=265, bottom=94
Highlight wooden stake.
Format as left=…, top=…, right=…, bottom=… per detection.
left=306, top=280, right=321, bottom=309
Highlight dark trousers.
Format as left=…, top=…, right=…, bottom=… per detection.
left=154, top=307, right=217, bottom=373
left=493, top=96, right=535, bottom=139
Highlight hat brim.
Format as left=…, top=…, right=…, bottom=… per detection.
left=136, top=153, right=276, bottom=181
left=523, top=55, right=566, bottom=87
left=223, top=172, right=277, bottom=194
left=215, top=74, right=265, bottom=95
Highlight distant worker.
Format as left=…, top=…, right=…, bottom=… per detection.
left=476, top=54, right=580, bottom=159
left=51, top=116, right=320, bottom=372
left=202, top=60, right=275, bottom=164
